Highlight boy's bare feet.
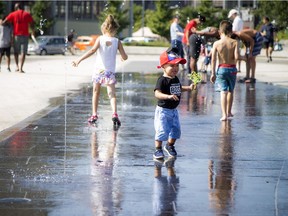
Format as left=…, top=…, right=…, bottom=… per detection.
left=220, top=116, right=228, bottom=121
left=228, top=113, right=234, bottom=118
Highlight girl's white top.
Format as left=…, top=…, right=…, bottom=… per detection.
left=95, top=35, right=119, bottom=73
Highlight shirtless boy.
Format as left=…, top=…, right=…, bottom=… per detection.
left=210, top=20, right=245, bottom=121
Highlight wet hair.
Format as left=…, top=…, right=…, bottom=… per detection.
left=101, top=14, right=119, bottom=36
left=219, top=20, right=233, bottom=35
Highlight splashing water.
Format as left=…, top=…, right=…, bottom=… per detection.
left=120, top=0, right=126, bottom=9
left=37, top=17, right=47, bottom=35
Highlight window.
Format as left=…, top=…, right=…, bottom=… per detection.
left=55, top=1, right=103, bottom=20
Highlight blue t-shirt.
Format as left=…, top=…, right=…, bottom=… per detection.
left=154, top=75, right=182, bottom=109
left=260, top=23, right=275, bottom=41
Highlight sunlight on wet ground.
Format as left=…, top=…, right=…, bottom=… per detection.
left=0, top=72, right=287, bottom=215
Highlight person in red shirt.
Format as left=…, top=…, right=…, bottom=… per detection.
left=182, top=15, right=205, bottom=73
left=3, top=2, right=34, bottom=73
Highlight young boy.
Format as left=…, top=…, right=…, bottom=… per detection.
left=153, top=47, right=194, bottom=159
left=210, top=20, right=245, bottom=121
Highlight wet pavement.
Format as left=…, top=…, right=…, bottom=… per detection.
left=0, top=71, right=288, bottom=216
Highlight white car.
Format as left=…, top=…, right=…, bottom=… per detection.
left=122, top=36, right=156, bottom=44
left=28, top=36, right=66, bottom=55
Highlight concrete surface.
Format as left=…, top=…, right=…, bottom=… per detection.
left=0, top=44, right=287, bottom=134
left=0, top=67, right=287, bottom=215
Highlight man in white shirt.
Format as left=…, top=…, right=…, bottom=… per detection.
left=228, top=9, right=243, bottom=72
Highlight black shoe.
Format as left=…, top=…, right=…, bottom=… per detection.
left=164, top=144, right=177, bottom=157
left=269, top=56, right=272, bottom=62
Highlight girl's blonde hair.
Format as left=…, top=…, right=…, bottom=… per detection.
left=101, top=14, right=119, bottom=36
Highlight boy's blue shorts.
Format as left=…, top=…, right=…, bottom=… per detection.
left=216, top=65, right=237, bottom=92
left=154, top=106, right=181, bottom=141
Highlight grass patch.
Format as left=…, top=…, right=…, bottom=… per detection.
left=277, top=30, right=288, bottom=40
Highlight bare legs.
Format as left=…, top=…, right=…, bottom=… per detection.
left=155, top=138, right=176, bottom=149
left=220, top=91, right=234, bottom=121
left=92, top=83, right=101, bottom=116
left=106, top=84, right=117, bottom=114
left=190, top=57, right=198, bottom=72
left=92, top=83, right=117, bottom=116
left=14, top=53, right=26, bottom=72
left=266, top=47, right=273, bottom=62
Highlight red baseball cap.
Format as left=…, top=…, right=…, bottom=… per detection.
left=157, top=49, right=186, bottom=69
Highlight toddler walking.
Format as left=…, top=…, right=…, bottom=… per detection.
left=154, top=47, right=194, bottom=159
left=72, top=14, right=128, bottom=126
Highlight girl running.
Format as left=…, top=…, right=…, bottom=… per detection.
left=72, top=14, right=128, bottom=126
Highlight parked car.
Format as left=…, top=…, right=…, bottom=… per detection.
left=28, top=36, right=66, bottom=55
left=73, top=35, right=99, bottom=51
left=121, top=36, right=157, bottom=44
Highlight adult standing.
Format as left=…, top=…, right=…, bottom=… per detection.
left=170, top=15, right=184, bottom=58
left=182, top=15, right=206, bottom=73
left=3, top=2, right=34, bottom=73
left=228, top=9, right=243, bottom=72
left=67, top=29, right=76, bottom=55
left=260, top=16, right=276, bottom=62
left=0, top=16, right=13, bottom=72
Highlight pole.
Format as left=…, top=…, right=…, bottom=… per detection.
left=129, top=0, right=134, bottom=37
left=65, top=0, right=68, bottom=38
left=141, top=0, right=144, bottom=37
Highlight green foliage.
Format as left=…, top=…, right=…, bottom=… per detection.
left=277, top=30, right=288, bottom=40
left=98, top=1, right=129, bottom=35
left=0, top=2, right=5, bottom=18
left=31, top=1, right=54, bottom=36
left=254, top=0, right=288, bottom=31
left=133, top=3, right=144, bottom=32
left=145, top=0, right=228, bottom=40
left=145, top=1, right=173, bottom=40
left=178, top=0, right=228, bottom=29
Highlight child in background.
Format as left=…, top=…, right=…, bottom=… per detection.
left=210, top=20, right=246, bottom=121
left=72, top=14, right=128, bottom=126
left=153, top=47, right=194, bottom=159
left=203, top=41, right=212, bottom=72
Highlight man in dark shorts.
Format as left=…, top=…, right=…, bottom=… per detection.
left=260, top=16, right=276, bottom=63
left=182, top=15, right=206, bottom=74
left=187, top=15, right=206, bottom=74
left=2, top=2, right=34, bottom=73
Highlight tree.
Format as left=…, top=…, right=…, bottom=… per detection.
left=98, top=0, right=129, bottom=35
left=145, top=0, right=172, bottom=40
left=0, top=2, right=5, bottom=17
left=31, top=1, right=54, bottom=36
left=133, top=3, right=145, bottom=32
left=254, top=0, right=288, bottom=31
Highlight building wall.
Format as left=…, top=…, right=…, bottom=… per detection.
left=54, top=20, right=101, bottom=37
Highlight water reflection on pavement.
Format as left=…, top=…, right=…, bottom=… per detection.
left=0, top=72, right=287, bottom=215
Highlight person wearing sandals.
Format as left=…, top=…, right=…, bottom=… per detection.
left=72, top=14, right=128, bottom=126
